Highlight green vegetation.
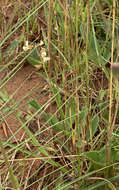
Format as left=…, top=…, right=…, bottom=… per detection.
left=0, top=0, right=119, bottom=189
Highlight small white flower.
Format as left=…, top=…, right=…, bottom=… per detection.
left=43, top=57, right=50, bottom=62
left=34, top=64, right=43, bottom=70
left=39, top=40, right=44, bottom=46
left=40, top=48, right=47, bottom=57
left=23, top=41, right=33, bottom=51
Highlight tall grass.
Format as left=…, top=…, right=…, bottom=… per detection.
left=0, top=0, right=119, bottom=189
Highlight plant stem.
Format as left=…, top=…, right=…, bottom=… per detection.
left=107, top=0, right=116, bottom=177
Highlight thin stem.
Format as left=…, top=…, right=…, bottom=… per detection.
left=48, top=0, right=53, bottom=77
left=107, top=0, right=115, bottom=177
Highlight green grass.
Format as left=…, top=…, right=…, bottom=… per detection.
left=0, top=0, right=119, bottom=189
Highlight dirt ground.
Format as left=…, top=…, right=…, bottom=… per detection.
left=0, top=64, right=51, bottom=141
left=0, top=64, right=56, bottom=189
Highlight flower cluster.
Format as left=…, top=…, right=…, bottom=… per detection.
left=23, top=40, right=50, bottom=69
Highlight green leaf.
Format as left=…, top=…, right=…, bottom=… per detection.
left=0, top=89, right=10, bottom=101
left=87, top=115, right=99, bottom=140
left=29, top=99, right=49, bottom=121
left=5, top=39, right=19, bottom=60
left=83, top=151, right=103, bottom=165
left=27, top=55, right=41, bottom=65
left=66, top=98, right=76, bottom=126
left=99, top=90, right=107, bottom=101
left=50, top=114, right=64, bottom=132
left=51, top=86, right=65, bottom=120
left=92, top=116, right=99, bottom=136
left=29, top=99, right=65, bottom=132
left=26, top=46, right=41, bottom=66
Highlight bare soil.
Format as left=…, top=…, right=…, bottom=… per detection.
left=0, top=64, right=50, bottom=140
left=0, top=64, right=56, bottom=189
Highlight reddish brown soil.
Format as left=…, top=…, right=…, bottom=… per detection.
left=0, top=65, right=54, bottom=189
left=0, top=65, right=50, bottom=140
